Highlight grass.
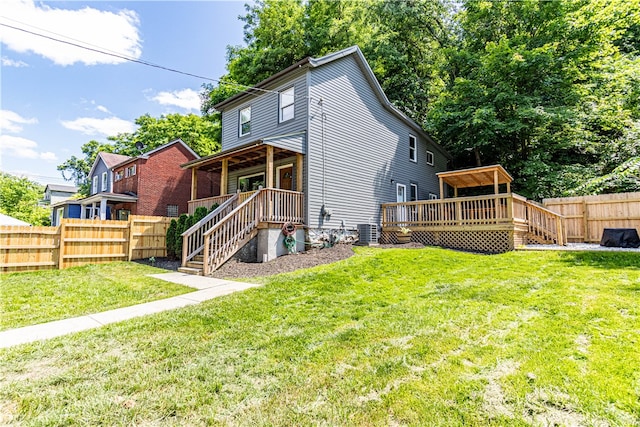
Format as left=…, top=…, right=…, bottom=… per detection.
left=1, top=247, right=639, bottom=426
left=0, top=262, right=192, bottom=330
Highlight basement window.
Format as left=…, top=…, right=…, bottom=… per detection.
left=167, top=205, right=179, bottom=217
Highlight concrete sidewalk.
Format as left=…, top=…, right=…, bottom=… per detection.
left=0, top=273, right=260, bottom=349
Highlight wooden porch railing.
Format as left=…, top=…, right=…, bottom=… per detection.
left=199, top=188, right=304, bottom=274
left=381, top=193, right=565, bottom=245
left=188, top=194, right=235, bottom=215
left=181, top=193, right=240, bottom=265
left=381, top=194, right=513, bottom=228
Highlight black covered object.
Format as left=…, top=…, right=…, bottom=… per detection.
left=600, top=228, right=640, bottom=248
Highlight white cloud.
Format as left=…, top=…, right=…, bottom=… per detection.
left=152, top=89, right=201, bottom=111
left=0, top=0, right=141, bottom=66
left=0, top=109, right=38, bottom=133
left=96, top=105, right=110, bottom=114
left=61, top=116, right=135, bottom=136
left=0, top=135, right=57, bottom=161
left=1, top=56, right=28, bottom=67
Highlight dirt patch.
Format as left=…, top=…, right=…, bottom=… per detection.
left=134, top=242, right=424, bottom=279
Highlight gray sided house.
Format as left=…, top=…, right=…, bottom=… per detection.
left=185, top=45, right=449, bottom=232
left=81, top=152, right=135, bottom=220
left=181, top=46, right=450, bottom=273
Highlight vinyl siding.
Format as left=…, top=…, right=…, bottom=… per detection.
left=90, top=160, right=112, bottom=195
left=220, top=70, right=308, bottom=152
left=306, top=54, right=447, bottom=229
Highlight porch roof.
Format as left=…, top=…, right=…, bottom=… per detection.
left=437, top=165, right=513, bottom=190
left=181, top=140, right=299, bottom=173
left=79, top=192, right=138, bottom=205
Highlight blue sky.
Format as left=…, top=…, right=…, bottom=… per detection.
left=1, top=0, right=247, bottom=186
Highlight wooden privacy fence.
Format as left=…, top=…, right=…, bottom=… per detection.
left=543, top=192, right=640, bottom=243
left=1, top=215, right=171, bottom=273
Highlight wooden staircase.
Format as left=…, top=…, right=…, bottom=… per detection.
left=524, top=200, right=566, bottom=245
left=179, top=188, right=304, bottom=276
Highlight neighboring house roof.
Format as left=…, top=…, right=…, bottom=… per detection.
left=0, top=213, right=31, bottom=226
left=213, top=45, right=451, bottom=160
left=45, top=184, right=78, bottom=193
left=88, top=152, right=133, bottom=178
left=78, top=192, right=138, bottom=205
left=111, top=139, right=199, bottom=170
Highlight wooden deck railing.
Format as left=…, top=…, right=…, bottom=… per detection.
left=381, top=194, right=513, bottom=228
left=381, top=193, right=565, bottom=245
left=181, top=193, right=240, bottom=265
left=193, top=188, right=304, bottom=274
left=188, top=194, right=235, bottom=215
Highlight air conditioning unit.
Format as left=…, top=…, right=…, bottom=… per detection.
left=357, top=223, right=379, bottom=246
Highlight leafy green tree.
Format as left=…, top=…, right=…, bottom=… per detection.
left=58, top=113, right=220, bottom=195
left=0, top=173, right=51, bottom=225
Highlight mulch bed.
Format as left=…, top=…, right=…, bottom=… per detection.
left=134, top=242, right=425, bottom=279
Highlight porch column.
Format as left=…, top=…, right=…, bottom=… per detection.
left=266, top=145, right=274, bottom=188
left=439, top=177, right=444, bottom=199
left=80, top=204, right=86, bottom=219
left=506, top=181, right=511, bottom=193
left=296, top=153, right=303, bottom=192
left=494, top=169, right=499, bottom=194
left=190, top=168, right=197, bottom=201
left=99, top=199, right=107, bottom=220
left=220, top=159, right=228, bottom=195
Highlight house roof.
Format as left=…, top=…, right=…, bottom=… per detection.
left=45, top=184, right=78, bottom=193
left=111, top=138, right=199, bottom=170
left=88, top=152, right=132, bottom=178
left=213, top=45, right=451, bottom=160
left=78, top=192, right=138, bottom=205
left=0, top=213, right=31, bottom=226
left=181, top=135, right=302, bottom=173
left=437, top=165, right=513, bottom=190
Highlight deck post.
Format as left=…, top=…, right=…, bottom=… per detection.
left=266, top=146, right=274, bottom=188
left=439, top=177, right=444, bottom=199
left=494, top=169, right=499, bottom=194
left=221, top=159, right=228, bottom=195
left=506, top=195, right=513, bottom=222
left=191, top=168, right=197, bottom=201
left=296, top=153, right=304, bottom=192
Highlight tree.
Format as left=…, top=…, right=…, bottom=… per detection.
left=0, top=173, right=50, bottom=225
left=58, top=113, right=220, bottom=195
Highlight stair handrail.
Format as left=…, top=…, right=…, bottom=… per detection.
left=202, top=189, right=263, bottom=275
left=181, top=192, right=240, bottom=265
left=525, top=200, right=566, bottom=245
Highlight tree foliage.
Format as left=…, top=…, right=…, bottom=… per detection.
left=201, top=0, right=640, bottom=199
left=59, top=113, right=220, bottom=195
left=0, top=173, right=50, bottom=225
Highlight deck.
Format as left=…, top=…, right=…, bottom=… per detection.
left=381, top=193, right=566, bottom=253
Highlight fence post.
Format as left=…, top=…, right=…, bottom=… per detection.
left=127, top=216, right=135, bottom=261
left=582, top=200, right=589, bottom=243
left=58, top=220, right=66, bottom=270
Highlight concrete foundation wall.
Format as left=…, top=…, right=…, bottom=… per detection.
left=257, top=228, right=305, bottom=262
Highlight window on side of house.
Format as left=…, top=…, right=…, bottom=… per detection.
left=238, top=172, right=265, bottom=192
left=429, top=193, right=439, bottom=200
left=101, top=172, right=108, bottom=191
left=125, top=165, right=136, bottom=178
left=92, top=176, right=98, bottom=193
left=410, top=183, right=418, bottom=202
left=167, top=205, right=179, bottom=217
left=115, top=170, right=123, bottom=181
left=279, top=86, right=295, bottom=122
left=239, top=107, right=251, bottom=136
left=409, top=135, right=417, bottom=162
left=426, top=150, right=434, bottom=166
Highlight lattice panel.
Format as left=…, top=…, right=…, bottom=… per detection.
left=381, top=230, right=514, bottom=253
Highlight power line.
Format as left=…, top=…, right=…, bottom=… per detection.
left=0, top=19, right=303, bottom=99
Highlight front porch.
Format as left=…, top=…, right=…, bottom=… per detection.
left=180, top=140, right=306, bottom=275
left=381, top=165, right=566, bottom=253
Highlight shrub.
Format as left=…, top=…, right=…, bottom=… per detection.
left=174, top=214, right=189, bottom=258
left=166, top=219, right=178, bottom=259
left=194, top=206, right=208, bottom=222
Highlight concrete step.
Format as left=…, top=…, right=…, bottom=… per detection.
left=177, top=266, right=203, bottom=276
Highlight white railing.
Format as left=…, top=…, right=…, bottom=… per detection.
left=181, top=193, right=239, bottom=265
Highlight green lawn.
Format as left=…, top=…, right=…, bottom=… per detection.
left=1, top=247, right=639, bottom=426
left=0, top=262, right=192, bottom=330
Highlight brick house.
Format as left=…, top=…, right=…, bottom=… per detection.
left=80, top=139, right=218, bottom=220
left=109, top=139, right=217, bottom=219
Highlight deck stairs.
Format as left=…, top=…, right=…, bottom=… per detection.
left=523, top=200, right=566, bottom=245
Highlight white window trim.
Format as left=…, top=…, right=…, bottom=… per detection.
left=239, top=106, right=251, bottom=136
left=279, top=87, right=295, bottom=123
left=238, top=172, right=265, bottom=192
left=409, top=135, right=417, bottom=163
left=92, top=176, right=98, bottom=194
left=429, top=193, right=439, bottom=200
left=410, top=183, right=418, bottom=201
left=101, top=172, right=108, bottom=192
left=426, top=150, right=434, bottom=166
left=275, top=163, right=294, bottom=188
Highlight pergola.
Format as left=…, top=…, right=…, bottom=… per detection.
left=437, top=165, right=513, bottom=199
